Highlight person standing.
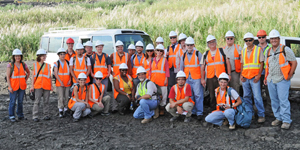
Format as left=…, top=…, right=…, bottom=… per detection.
left=6, top=49, right=30, bottom=122
left=144, top=44, right=155, bottom=79
left=167, top=31, right=180, bottom=91
left=127, top=44, right=136, bottom=57
left=110, top=40, right=132, bottom=77
left=65, top=38, right=76, bottom=62
left=84, top=41, right=95, bottom=58
left=131, top=41, right=146, bottom=87
left=264, top=29, right=297, bottom=129
left=155, top=37, right=167, bottom=57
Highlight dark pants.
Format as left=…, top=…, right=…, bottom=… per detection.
left=260, top=74, right=271, bottom=111
left=133, top=77, right=140, bottom=89
left=115, top=94, right=131, bottom=112
left=207, top=76, right=219, bottom=112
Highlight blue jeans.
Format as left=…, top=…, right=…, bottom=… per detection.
left=133, top=99, right=158, bottom=119
left=9, top=89, right=25, bottom=119
left=186, top=75, right=203, bottom=116
left=268, top=79, right=292, bottom=123
left=242, top=77, right=265, bottom=117
left=205, top=109, right=236, bottom=126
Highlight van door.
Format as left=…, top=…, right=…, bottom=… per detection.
left=285, top=39, right=300, bottom=90
left=46, top=37, right=63, bottom=68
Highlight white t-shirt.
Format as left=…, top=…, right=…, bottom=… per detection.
left=69, top=56, right=91, bottom=66
left=217, top=88, right=239, bottom=107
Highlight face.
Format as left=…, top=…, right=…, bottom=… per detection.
left=85, top=46, right=93, bottom=54
left=177, top=77, right=186, bottom=86
left=258, top=35, right=267, bottom=44
left=40, top=54, right=46, bottom=62
left=170, top=36, right=177, bottom=44
left=207, top=40, right=217, bottom=49
left=219, top=79, right=228, bottom=90
left=270, top=37, right=280, bottom=47
left=96, top=45, right=104, bottom=53
left=137, top=73, right=146, bottom=81
left=156, top=49, right=164, bottom=57
left=244, top=38, right=254, bottom=47
left=58, top=52, right=66, bottom=60
left=146, top=49, right=154, bottom=57
left=67, top=43, right=74, bottom=50
left=226, top=36, right=234, bottom=45
left=180, top=39, right=186, bottom=45
left=128, top=49, right=136, bottom=55
left=186, top=44, right=194, bottom=51
left=95, top=77, right=102, bottom=84
left=76, top=49, right=84, bottom=56
left=116, top=46, right=124, bottom=53
left=136, top=46, right=143, bottom=54
left=120, top=69, right=127, bottom=76
left=14, top=55, right=22, bottom=62
left=156, top=42, right=163, bottom=45
left=79, top=78, right=86, bottom=86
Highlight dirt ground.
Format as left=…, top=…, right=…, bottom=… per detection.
left=1, top=61, right=300, bottom=149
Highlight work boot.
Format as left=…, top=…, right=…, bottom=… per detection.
left=59, top=111, right=64, bottom=118
left=197, top=115, right=203, bottom=121
left=153, top=107, right=159, bottom=119
left=170, top=116, right=178, bottom=122
left=281, top=122, right=291, bottom=130
left=257, top=117, right=265, bottom=123
left=223, top=119, right=229, bottom=126
left=141, top=118, right=152, bottom=124
left=271, top=119, right=282, bottom=126
left=159, top=106, right=165, bottom=116
left=229, top=124, right=236, bottom=130
left=184, top=117, right=191, bottom=123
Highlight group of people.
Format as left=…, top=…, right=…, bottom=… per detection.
left=6, top=29, right=297, bottom=130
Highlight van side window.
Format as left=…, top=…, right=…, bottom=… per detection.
left=285, top=40, right=300, bottom=57
left=92, top=36, right=113, bottom=55
left=41, top=37, right=49, bottom=51
left=63, top=37, right=79, bottom=50
left=49, top=37, right=63, bottom=53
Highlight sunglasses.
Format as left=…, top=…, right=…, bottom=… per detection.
left=170, top=36, right=177, bottom=39
left=186, top=44, right=193, bottom=46
left=120, top=69, right=128, bottom=72
left=177, top=78, right=186, bottom=81
left=96, top=78, right=102, bottom=80
left=258, top=36, right=266, bottom=39
left=226, top=38, right=233, bottom=40
left=244, top=39, right=254, bottom=42
left=146, top=50, right=154, bottom=52
left=157, top=50, right=164, bottom=52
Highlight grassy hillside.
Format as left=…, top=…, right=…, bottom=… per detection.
left=0, top=0, right=299, bottom=61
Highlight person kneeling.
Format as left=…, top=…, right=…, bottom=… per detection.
left=205, top=73, right=242, bottom=130
left=166, top=71, right=194, bottom=123
left=133, top=67, right=158, bottom=124
left=68, top=73, right=91, bottom=122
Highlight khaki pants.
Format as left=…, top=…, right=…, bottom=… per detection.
left=56, top=86, right=70, bottom=110
left=165, top=102, right=194, bottom=117
left=160, top=86, right=168, bottom=106
left=229, top=71, right=240, bottom=94
left=32, top=88, right=50, bottom=119
left=91, top=95, right=111, bottom=115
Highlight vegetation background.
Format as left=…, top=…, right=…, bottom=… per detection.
left=0, top=0, right=299, bottom=61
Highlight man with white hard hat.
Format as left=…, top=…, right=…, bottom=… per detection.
left=166, top=71, right=194, bottom=122
left=155, top=37, right=167, bottom=57
left=110, top=40, right=132, bottom=77
left=180, top=37, right=204, bottom=121
left=131, top=41, right=146, bottom=87
left=200, top=35, right=231, bottom=113
left=84, top=41, right=95, bottom=58
left=240, top=32, right=265, bottom=123
left=222, top=31, right=242, bottom=94
left=128, top=44, right=136, bottom=57
left=264, top=29, right=297, bottom=129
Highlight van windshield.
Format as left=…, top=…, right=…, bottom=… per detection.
left=92, top=36, right=114, bottom=55
left=63, top=37, right=79, bottom=50
left=115, top=34, right=153, bottom=54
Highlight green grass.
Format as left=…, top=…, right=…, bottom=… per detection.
left=1, top=0, right=300, bottom=61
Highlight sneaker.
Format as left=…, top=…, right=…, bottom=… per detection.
left=223, top=119, right=229, bottom=126
left=281, top=122, right=291, bottom=130
left=73, top=118, right=79, bottom=122
left=10, top=118, right=16, bottom=122
left=18, top=117, right=27, bottom=121
left=59, top=111, right=64, bottom=118
left=184, top=117, right=191, bottom=123
left=197, top=115, right=203, bottom=121
left=229, top=124, right=236, bottom=130
left=258, top=117, right=265, bottom=123
left=271, top=119, right=282, bottom=126
left=101, top=112, right=110, bottom=116
left=141, top=118, right=152, bottom=124
left=33, top=118, right=39, bottom=122
left=43, top=116, right=50, bottom=120
left=170, top=116, right=178, bottom=122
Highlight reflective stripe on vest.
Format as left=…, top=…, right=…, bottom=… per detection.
left=55, top=61, right=71, bottom=87
left=113, top=52, right=128, bottom=76
left=174, top=83, right=194, bottom=106
left=138, top=80, right=148, bottom=97
left=94, top=54, right=108, bottom=77
left=168, top=44, right=180, bottom=68
left=34, top=62, right=51, bottom=90
left=73, top=56, right=90, bottom=83
left=183, top=50, right=201, bottom=79
left=68, top=86, right=87, bottom=109
left=113, top=74, right=132, bottom=99
left=242, top=45, right=261, bottom=79
left=205, top=49, right=226, bottom=78
left=150, top=57, right=167, bottom=86
left=132, top=54, right=145, bottom=78
left=10, top=63, right=27, bottom=91
left=214, top=87, right=236, bottom=112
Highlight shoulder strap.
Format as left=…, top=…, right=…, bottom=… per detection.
left=66, top=60, right=69, bottom=65
left=132, top=54, right=136, bottom=61
left=10, top=62, right=15, bottom=77
left=227, top=87, right=233, bottom=108
left=145, top=79, right=150, bottom=89
left=73, top=56, right=76, bottom=65
left=219, top=48, right=228, bottom=74
left=182, top=52, right=187, bottom=61
left=36, top=63, right=45, bottom=79
left=57, top=60, right=60, bottom=70
left=94, top=83, right=101, bottom=93
left=203, top=50, right=209, bottom=64
left=267, top=45, right=286, bottom=57
left=196, top=51, right=199, bottom=58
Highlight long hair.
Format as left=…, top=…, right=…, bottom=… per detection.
left=12, top=55, right=23, bottom=63
left=145, top=50, right=155, bottom=59
left=36, top=55, right=42, bottom=62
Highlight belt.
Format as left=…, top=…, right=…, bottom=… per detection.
left=231, top=70, right=236, bottom=72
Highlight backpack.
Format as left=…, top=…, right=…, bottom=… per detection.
left=144, top=80, right=162, bottom=106
left=73, top=55, right=88, bottom=68
left=69, top=84, right=88, bottom=99
left=182, top=51, right=200, bottom=62
left=228, top=87, right=252, bottom=128
left=52, top=60, right=69, bottom=83
left=5, top=62, right=26, bottom=82
left=203, top=48, right=228, bottom=74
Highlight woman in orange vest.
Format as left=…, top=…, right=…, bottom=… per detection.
left=68, top=73, right=91, bottom=122
left=113, top=63, right=135, bottom=115
left=150, top=44, right=170, bottom=116
left=144, top=44, right=155, bottom=79
left=205, top=73, right=242, bottom=130
left=30, top=49, right=53, bottom=122
left=6, top=49, right=30, bottom=122
left=54, top=48, right=72, bottom=118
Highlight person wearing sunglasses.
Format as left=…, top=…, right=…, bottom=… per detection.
left=144, top=44, right=155, bottom=79
left=175, top=33, right=188, bottom=75
left=127, top=44, right=136, bottom=57
left=113, top=63, right=135, bottom=115
left=150, top=44, right=170, bottom=116
left=131, top=41, right=146, bottom=87
left=240, top=32, right=265, bottom=123
left=110, top=40, right=132, bottom=77
left=155, top=37, right=168, bottom=57
left=180, top=37, right=204, bottom=121
left=222, top=31, right=242, bottom=95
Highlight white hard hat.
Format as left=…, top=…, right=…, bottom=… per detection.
left=169, top=31, right=177, bottom=37
left=94, top=71, right=103, bottom=78
left=119, top=63, right=128, bottom=69
left=176, top=71, right=186, bottom=78
left=75, top=43, right=84, bottom=49
left=243, top=32, right=254, bottom=39
left=185, top=37, right=195, bottom=45
left=218, top=72, right=229, bottom=80
left=77, top=72, right=87, bottom=79
left=36, top=49, right=47, bottom=55
left=146, top=44, right=154, bottom=50
left=136, top=66, right=147, bottom=75
left=178, top=33, right=187, bottom=41
left=84, top=41, right=93, bottom=47
left=156, top=37, right=164, bottom=43
left=12, top=49, right=22, bottom=55
left=156, top=44, right=164, bottom=50
left=135, top=41, right=144, bottom=47
left=115, top=40, right=124, bottom=47
left=206, top=35, right=216, bottom=43
left=57, top=48, right=66, bottom=54
left=128, top=44, right=135, bottom=49
left=225, top=31, right=235, bottom=37
left=95, top=40, right=104, bottom=47
left=269, top=29, right=280, bottom=38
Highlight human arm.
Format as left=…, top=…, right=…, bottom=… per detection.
left=6, top=65, right=13, bottom=93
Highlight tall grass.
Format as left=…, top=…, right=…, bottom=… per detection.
left=1, top=0, right=300, bottom=61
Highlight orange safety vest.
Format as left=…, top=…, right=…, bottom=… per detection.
left=88, top=83, right=105, bottom=107
left=173, top=83, right=195, bottom=107
left=265, top=44, right=291, bottom=80
left=223, top=44, right=241, bottom=73
left=168, top=44, right=180, bottom=68
left=183, top=50, right=201, bottom=79
left=65, top=51, right=76, bottom=62
left=73, top=56, right=90, bottom=84
left=113, top=74, right=133, bottom=99
left=214, top=87, right=236, bottom=112
left=150, top=57, right=167, bottom=86
left=33, top=62, right=51, bottom=90
left=242, top=45, right=261, bottom=79
left=113, top=52, right=128, bottom=77
left=54, top=61, right=71, bottom=87
left=132, top=54, right=145, bottom=78
left=93, top=53, right=108, bottom=77
left=205, top=49, right=226, bottom=79
left=68, top=85, right=87, bottom=109
left=10, top=62, right=27, bottom=91
left=143, top=59, right=151, bottom=79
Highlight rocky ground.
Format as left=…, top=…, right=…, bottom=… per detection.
left=1, top=61, right=300, bottom=149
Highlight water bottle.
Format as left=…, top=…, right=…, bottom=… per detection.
left=130, top=102, right=134, bottom=110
